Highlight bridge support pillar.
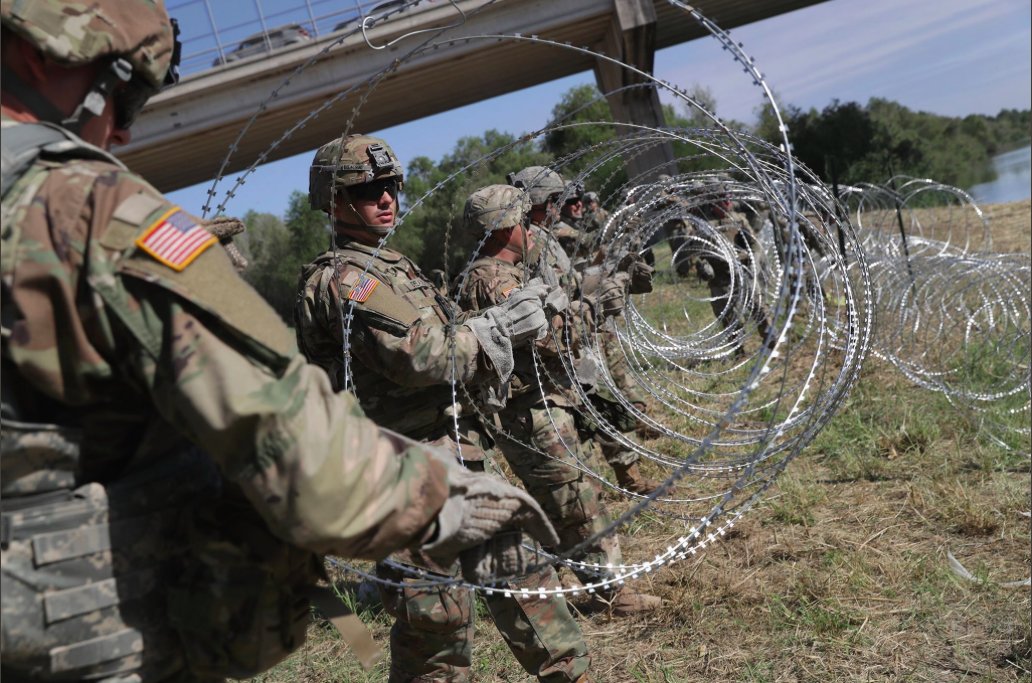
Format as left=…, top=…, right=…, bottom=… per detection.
left=593, top=0, right=677, bottom=183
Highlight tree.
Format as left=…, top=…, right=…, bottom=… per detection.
left=236, top=191, right=330, bottom=323
left=403, top=130, right=551, bottom=275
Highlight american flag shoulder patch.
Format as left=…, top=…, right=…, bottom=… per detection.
left=348, top=275, right=380, bottom=303
left=134, top=207, right=216, bottom=271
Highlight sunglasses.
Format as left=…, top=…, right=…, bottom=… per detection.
left=113, top=78, right=158, bottom=130
left=348, top=178, right=400, bottom=202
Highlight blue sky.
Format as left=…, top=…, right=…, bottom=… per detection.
left=165, top=0, right=1032, bottom=218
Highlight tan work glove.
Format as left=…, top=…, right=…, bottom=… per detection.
left=422, top=463, right=559, bottom=583
left=596, top=272, right=631, bottom=319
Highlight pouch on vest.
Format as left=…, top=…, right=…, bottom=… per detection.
left=0, top=443, right=219, bottom=682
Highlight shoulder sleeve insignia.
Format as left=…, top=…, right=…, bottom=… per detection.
left=348, top=274, right=380, bottom=303
left=134, top=207, right=216, bottom=271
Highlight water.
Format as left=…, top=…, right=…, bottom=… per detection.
left=967, top=145, right=1031, bottom=204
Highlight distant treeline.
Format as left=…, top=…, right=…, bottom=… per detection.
left=239, top=85, right=1030, bottom=321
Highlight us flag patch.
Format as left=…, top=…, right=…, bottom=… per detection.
left=135, top=207, right=216, bottom=271
left=348, top=275, right=380, bottom=302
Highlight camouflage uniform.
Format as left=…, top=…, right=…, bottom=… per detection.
left=458, top=254, right=623, bottom=586
left=699, top=209, right=773, bottom=345
left=295, top=237, right=589, bottom=682
left=0, top=117, right=457, bottom=682
left=538, top=221, right=653, bottom=488
left=577, top=205, right=608, bottom=235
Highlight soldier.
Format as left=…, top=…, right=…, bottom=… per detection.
left=0, top=3, right=558, bottom=682
left=578, top=191, right=608, bottom=235
left=294, top=135, right=592, bottom=683
left=554, top=180, right=584, bottom=258
left=511, top=168, right=661, bottom=497
left=460, top=182, right=663, bottom=616
left=691, top=186, right=774, bottom=354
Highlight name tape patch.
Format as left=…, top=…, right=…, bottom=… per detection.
left=135, top=207, right=216, bottom=271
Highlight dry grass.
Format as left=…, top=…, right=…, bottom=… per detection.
left=240, top=202, right=1030, bottom=682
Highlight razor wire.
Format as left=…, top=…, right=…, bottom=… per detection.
left=196, top=0, right=876, bottom=596
left=840, top=180, right=1031, bottom=447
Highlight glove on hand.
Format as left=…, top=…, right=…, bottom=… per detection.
left=543, top=285, right=569, bottom=314
left=491, top=287, right=550, bottom=344
left=696, top=260, right=715, bottom=282
left=597, top=272, right=631, bottom=318
left=423, top=464, right=560, bottom=583
left=626, top=259, right=654, bottom=294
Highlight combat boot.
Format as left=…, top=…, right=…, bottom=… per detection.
left=611, top=461, right=662, bottom=496
left=587, top=585, right=663, bottom=617
left=573, top=675, right=595, bottom=683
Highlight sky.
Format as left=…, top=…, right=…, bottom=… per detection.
left=164, top=0, right=1032, bottom=218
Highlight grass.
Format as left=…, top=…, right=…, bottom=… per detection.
left=239, top=201, right=1030, bottom=682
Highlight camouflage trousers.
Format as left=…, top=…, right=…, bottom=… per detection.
left=377, top=563, right=589, bottom=682
left=377, top=423, right=589, bottom=683
left=587, top=327, right=643, bottom=469
left=709, top=278, right=773, bottom=343
left=495, top=400, right=622, bottom=587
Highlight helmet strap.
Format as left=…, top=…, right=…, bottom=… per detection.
left=61, top=58, right=133, bottom=133
left=0, top=58, right=131, bottom=134
left=1, top=65, right=66, bottom=126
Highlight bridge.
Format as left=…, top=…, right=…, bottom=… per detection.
left=121, top=0, right=827, bottom=192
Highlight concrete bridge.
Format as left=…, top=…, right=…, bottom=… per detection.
left=120, top=0, right=826, bottom=192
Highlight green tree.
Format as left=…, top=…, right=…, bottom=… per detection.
left=237, top=210, right=293, bottom=321
left=403, top=129, right=551, bottom=275
left=236, top=191, right=330, bottom=323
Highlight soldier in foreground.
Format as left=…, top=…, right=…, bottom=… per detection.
left=0, top=3, right=557, bottom=681
left=459, top=182, right=663, bottom=616
left=295, top=135, right=592, bottom=683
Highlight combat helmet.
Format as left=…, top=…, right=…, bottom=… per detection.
left=310, top=134, right=404, bottom=213
left=507, top=166, right=564, bottom=206
left=1, top=0, right=181, bottom=131
left=464, top=185, right=530, bottom=234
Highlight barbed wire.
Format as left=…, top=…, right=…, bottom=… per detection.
left=194, top=1, right=934, bottom=597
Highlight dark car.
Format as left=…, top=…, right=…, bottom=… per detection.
left=212, top=23, right=311, bottom=66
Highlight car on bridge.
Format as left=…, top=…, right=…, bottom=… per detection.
left=212, top=23, right=312, bottom=66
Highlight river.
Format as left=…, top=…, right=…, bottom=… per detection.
left=967, top=145, right=1031, bottom=204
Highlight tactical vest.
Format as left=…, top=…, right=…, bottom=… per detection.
left=1, top=122, right=322, bottom=682
left=296, top=243, right=469, bottom=441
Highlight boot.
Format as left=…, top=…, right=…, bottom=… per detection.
left=586, top=585, right=663, bottom=617
left=635, top=421, right=664, bottom=440
left=573, top=675, right=596, bottom=683
left=612, top=461, right=662, bottom=496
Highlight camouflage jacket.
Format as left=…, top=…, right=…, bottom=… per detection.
left=0, top=117, right=447, bottom=558
left=294, top=236, right=490, bottom=439
left=553, top=219, right=581, bottom=258
left=529, top=220, right=582, bottom=293
left=577, top=206, right=608, bottom=234
left=457, top=256, right=574, bottom=408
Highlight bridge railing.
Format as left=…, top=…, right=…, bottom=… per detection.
left=168, top=0, right=435, bottom=77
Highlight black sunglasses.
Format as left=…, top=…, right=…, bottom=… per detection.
left=114, top=78, right=158, bottom=129
left=348, top=178, right=400, bottom=202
